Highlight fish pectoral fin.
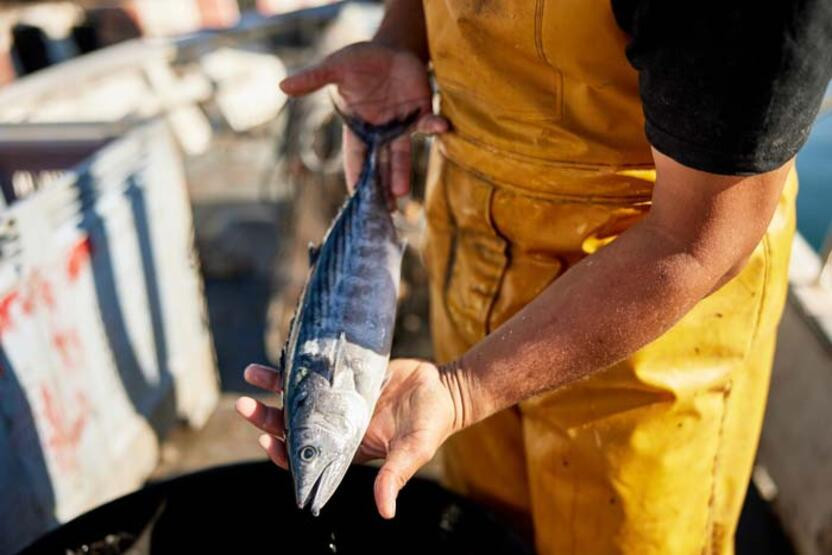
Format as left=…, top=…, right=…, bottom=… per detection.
left=331, top=332, right=347, bottom=386
left=308, top=242, right=321, bottom=266
left=330, top=332, right=356, bottom=389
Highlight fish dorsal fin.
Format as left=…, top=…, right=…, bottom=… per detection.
left=277, top=310, right=297, bottom=382
left=308, top=242, right=320, bottom=266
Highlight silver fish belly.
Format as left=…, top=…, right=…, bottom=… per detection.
left=281, top=109, right=418, bottom=515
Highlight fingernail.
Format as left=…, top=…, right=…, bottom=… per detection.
left=278, top=77, right=298, bottom=93
left=259, top=434, right=271, bottom=450
left=236, top=396, right=256, bottom=416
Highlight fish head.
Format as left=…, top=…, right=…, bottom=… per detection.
left=287, top=371, right=369, bottom=516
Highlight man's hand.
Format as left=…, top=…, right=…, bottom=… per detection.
left=235, top=359, right=458, bottom=519
left=279, top=42, right=448, bottom=197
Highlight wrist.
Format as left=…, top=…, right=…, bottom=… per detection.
left=370, top=35, right=427, bottom=63
left=371, top=17, right=429, bottom=62
left=370, top=29, right=402, bottom=51
left=437, top=356, right=493, bottom=433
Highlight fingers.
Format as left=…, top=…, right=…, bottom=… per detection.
left=342, top=112, right=447, bottom=199
left=235, top=396, right=285, bottom=436
left=389, top=137, right=412, bottom=198
left=259, top=433, right=289, bottom=470
left=388, top=113, right=447, bottom=197
left=342, top=127, right=366, bottom=193
left=375, top=113, right=448, bottom=199
left=279, top=60, right=338, bottom=97
left=374, top=441, right=434, bottom=519
left=414, top=114, right=450, bottom=135
left=377, top=144, right=395, bottom=210
left=243, top=364, right=282, bottom=393
left=237, top=394, right=288, bottom=469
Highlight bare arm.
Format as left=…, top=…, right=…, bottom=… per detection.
left=443, top=149, right=792, bottom=428
left=242, top=9, right=795, bottom=519
left=237, top=149, right=792, bottom=519
left=373, top=0, right=430, bottom=62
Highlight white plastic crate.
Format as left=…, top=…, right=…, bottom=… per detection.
left=0, top=120, right=219, bottom=554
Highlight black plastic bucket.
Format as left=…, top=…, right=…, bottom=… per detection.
left=20, top=461, right=533, bottom=554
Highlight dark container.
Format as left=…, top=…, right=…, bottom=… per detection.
left=20, top=461, right=533, bottom=555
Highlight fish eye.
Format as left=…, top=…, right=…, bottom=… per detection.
left=299, top=445, right=318, bottom=462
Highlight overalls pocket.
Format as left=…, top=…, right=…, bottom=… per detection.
left=424, top=152, right=507, bottom=345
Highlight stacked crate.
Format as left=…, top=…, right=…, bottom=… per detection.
left=0, top=121, right=219, bottom=554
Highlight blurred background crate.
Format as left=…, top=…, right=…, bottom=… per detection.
left=0, top=120, right=219, bottom=554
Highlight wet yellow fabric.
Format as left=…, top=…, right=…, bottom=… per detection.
left=421, top=1, right=796, bottom=553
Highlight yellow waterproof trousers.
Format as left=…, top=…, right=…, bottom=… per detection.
left=421, top=0, right=796, bottom=553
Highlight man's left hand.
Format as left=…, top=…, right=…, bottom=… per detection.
left=236, top=358, right=459, bottom=519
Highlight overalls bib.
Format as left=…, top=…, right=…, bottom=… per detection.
left=421, top=1, right=796, bottom=553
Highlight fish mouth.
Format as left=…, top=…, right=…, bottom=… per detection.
left=295, top=458, right=350, bottom=517
left=295, top=460, right=334, bottom=516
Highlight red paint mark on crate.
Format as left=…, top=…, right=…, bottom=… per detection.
left=0, top=291, right=19, bottom=334
left=52, top=329, right=82, bottom=371
left=67, top=237, right=93, bottom=282
left=38, top=278, right=55, bottom=310
left=41, top=384, right=89, bottom=472
left=21, top=293, right=34, bottom=315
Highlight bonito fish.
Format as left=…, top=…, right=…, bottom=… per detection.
left=281, top=107, right=419, bottom=516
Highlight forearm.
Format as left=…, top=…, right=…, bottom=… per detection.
left=373, top=0, right=430, bottom=62
left=438, top=149, right=791, bottom=430
left=442, top=219, right=738, bottom=429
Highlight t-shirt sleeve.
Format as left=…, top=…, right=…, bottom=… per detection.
left=614, top=0, right=832, bottom=175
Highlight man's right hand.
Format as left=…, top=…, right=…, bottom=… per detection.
left=279, top=42, right=448, bottom=198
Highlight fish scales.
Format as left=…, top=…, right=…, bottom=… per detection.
left=294, top=150, right=398, bottom=358
left=281, top=108, right=420, bottom=516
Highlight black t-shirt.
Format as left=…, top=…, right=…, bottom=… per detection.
left=612, top=0, right=832, bottom=175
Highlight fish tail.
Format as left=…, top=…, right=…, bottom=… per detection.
left=333, top=104, right=421, bottom=148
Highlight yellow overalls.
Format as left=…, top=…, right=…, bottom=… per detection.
left=421, top=1, right=796, bottom=553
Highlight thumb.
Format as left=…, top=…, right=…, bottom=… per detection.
left=414, top=113, right=450, bottom=135
left=373, top=441, right=433, bottom=519
left=279, top=58, right=339, bottom=97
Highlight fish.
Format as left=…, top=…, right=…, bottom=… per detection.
left=280, top=106, right=420, bottom=516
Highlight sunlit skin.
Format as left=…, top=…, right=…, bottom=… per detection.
left=281, top=41, right=448, bottom=199
left=237, top=359, right=454, bottom=518
left=237, top=0, right=792, bottom=520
